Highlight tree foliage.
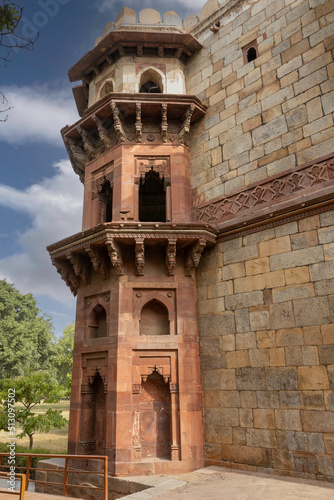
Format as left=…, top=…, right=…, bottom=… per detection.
left=54, top=323, right=74, bottom=392
left=0, top=279, right=57, bottom=379
left=0, top=372, right=68, bottom=449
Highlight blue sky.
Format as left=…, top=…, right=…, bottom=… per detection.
left=0, top=0, right=205, bottom=336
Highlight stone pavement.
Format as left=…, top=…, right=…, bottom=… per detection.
left=123, top=466, right=334, bottom=500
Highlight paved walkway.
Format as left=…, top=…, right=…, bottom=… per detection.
left=123, top=466, right=334, bottom=500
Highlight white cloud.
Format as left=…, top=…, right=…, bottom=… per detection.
left=0, top=85, right=79, bottom=146
left=97, top=0, right=205, bottom=14
left=0, top=160, right=83, bottom=304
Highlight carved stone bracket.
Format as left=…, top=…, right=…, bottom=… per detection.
left=85, top=245, right=109, bottom=279
left=64, top=137, right=86, bottom=182
left=135, top=239, right=145, bottom=276
left=135, top=103, right=142, bottom=142
left=179, top=104, right=195, bottom=144
left=105, top=236, right=124, bottom=276
left=77, top=125, right=98, bottom=160
left=92, top=114, right=113, bottom=149
left=170, top=383, right=179, bottom=394
left=132, top=383, right=141, bottom=394
left=161, top=103, right=168, bottom=143
left=51, top=257, right=79, bottom=296
left=166, top=238, right=177, bottom=276
left=185, top=238, right=207, bottom=277
left=66, top=252, right=90, bottom=284
left=111, top=102, right=126, bottom=142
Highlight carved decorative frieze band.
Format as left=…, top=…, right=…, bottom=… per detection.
left=196, top=154, right=334, bottom=226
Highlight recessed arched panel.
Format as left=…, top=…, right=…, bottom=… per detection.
left=140, top=300, right=169, bottom=336
left=87, top=304, right=107, bottom=339
left=100, top=79, right=114, bottom=97
left=139, top=370, right=171, bottom=459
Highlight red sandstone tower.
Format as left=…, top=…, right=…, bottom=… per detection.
left=48, top=7, right=215, bottom=476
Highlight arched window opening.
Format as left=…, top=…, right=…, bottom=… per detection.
left=140, top=80, right=161, bottom=93
left=99, top=180, right=113, bottom=223
left=100, top=80, right=114, bottom=97
left=87, top=304, right=107, bottom=339
left=139, top=169, right=166, bottom=222
left=140, top=300, right=169, bottom=336
left=139, top=370, right=171, bottom=459
left=247, top=46, right=257, bottom=63
left=139, top=69, right=163, bottom=94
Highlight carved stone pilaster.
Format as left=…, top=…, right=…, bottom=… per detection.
left=161, top=103, right=168, bottom=143
left=105, top=237, right=124, bottom=276
left=166, top=238, right=177, bottom=276
left=135, top=103, right=142, bottom=143
left=92, top=114, right=113, bottom=149
left=85, top=245, right=109, bottom=279
left=135, top=239, right=145, bottom=276
left=179, top=104, right=195, bottom=144
left=185, top=238, right=207, bottom=277
left=111, top=102, right=126, bottom=142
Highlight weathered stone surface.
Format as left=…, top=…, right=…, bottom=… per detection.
left=236, top=367, right=266, bottom=391
left=266, top=368, right=298, bottom=391
left=298, top=366, right=330, bottom=390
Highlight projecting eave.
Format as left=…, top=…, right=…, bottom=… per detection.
left=68, top=30, right=203, bottom=83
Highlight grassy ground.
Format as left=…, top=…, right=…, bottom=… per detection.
left=0, top=400, right=70, bottom=454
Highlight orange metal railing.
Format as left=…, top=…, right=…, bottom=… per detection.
left=0, top=471, right=26, bottom=499
left=0, top=454, right=108, bottom=499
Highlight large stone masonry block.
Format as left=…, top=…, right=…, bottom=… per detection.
left=275, top=409, right=302, bottom=431
left=236, top=367, right=266, bottom=391
left=297, top=366, right=330, bottom=390
left=302, top=411, right=334, bottom=433
left=294, top=297, right=330, bottom=327
left=270, top=246, right=324, bottom=270
left=265, top=367, right=298, bottom=391
left=252, top=116, right=288, bottom=146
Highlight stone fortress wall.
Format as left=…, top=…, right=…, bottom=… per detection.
left=185, top=0, right=334, bottom=481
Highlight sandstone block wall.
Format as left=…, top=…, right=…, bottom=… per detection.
left=186, top=0, right=334, bottom=204
left=197, top=211, right=334, bottom=479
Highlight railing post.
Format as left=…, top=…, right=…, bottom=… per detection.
left=63, top=457, right=69, bottom=497
left=25, top=457, right=31, bottom=491
left=104, top=456, right=108, bottom=500
left=20, top=474, right=26, bottom=500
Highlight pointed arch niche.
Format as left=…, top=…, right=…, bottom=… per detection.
left=86, top=304, right=108, bottom=339
left=134, top=290, right=176, bottom=336
left=139, top=370, right=171, bottom=459
left=139, top=68, right=164, bottom=93
left=139, top=169, right=166, bottom=222
left=80, top=372, right=107, bottom=455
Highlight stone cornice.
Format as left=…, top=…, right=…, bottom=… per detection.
left=48, top=224, right=216, bottom=295
left=68, top=30, right=202, bottom=83
left=195, top=153, right=334, bottom=238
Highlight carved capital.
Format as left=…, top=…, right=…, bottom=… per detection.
left=51, top=257, right=79, bottom=296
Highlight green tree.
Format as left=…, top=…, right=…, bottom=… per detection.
left=54, top=323, right=74, bottom=392
left=0, top=372, right=68, bottom=449
left=0, top=280, right=57, bottom=378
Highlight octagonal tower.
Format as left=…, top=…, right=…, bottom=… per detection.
left=48, top=7, right=216, bottom=476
